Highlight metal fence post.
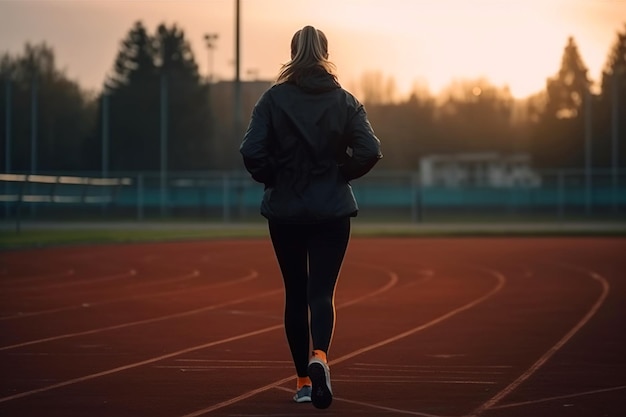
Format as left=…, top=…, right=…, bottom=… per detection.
left=222, top=172, right=230, bottom=223
left=410, top=171, right=422, bottom=223
left=584, top=90, right=593, bottom=215
left=137, top=173, right=144, bottom=221
left=557, top=171, right=564, bottom=219
left=4, top=78, right=11, bottom=220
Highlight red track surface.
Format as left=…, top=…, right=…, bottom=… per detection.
left=0, top=237, right=624, bottom=417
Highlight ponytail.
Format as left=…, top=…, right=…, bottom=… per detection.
left=277, top=26, right=337, bottom=85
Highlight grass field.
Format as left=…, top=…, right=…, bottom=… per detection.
left=2, top=219, right=626, bottom=249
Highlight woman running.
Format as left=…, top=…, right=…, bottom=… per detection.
left=240, top=25, right=382, bottom=409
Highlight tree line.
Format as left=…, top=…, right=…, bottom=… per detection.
left=1, top=21, right=625, bottom=174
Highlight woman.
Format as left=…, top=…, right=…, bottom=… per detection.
left=240, top=25, right=382, bottom=409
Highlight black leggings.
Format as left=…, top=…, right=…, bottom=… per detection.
left=268, top=217, right=350, bottom=377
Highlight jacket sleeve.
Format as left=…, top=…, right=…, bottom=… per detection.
left=239, top=91, right=275, bottom=185
left=340, top=103, right=383, bottom=181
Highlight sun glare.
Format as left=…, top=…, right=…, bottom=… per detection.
left=249, top=0, right=616, bottom=100
left=2, top=0, right=620, bottom=100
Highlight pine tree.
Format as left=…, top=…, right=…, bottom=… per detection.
left=596, top=24, right=626, bottom=169
left=155, top=24, right=212, bottom=171
left=0, top=43, right=95, bottom=172
left=545, top=37, right=591, bottom=120
left=102, top=21, right=212, bottom=172
left=532, top=36, right=591, bottom=169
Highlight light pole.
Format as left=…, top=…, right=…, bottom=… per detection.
left=160, top=68, right=168, bottom=218
left=584, top=89, right=593, bottom=214
left=233, top=0, right=242, bottom=170
left=611, top=68, right=623, bottom=211
left=4, top=78, right=10, bottom=175
left=101, top=86, right=109, bottom=179
left=30, top=76, right=38, bottom=175
left=204, top=33, right=219, bottom=82
left=3, top=78, right=11, bottom=220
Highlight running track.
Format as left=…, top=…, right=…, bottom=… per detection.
left=0, top=237, right=624, bottom=416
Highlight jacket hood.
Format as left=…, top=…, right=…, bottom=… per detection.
left=291, top=67, right=341, bottom=93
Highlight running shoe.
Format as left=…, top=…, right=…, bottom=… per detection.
left=308, top=358, right=332, bottom=409
left=293, top=385, right=312, bottom=403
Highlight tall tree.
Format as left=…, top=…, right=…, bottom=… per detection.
left=596, top=24, right=626, bottom=169
left=0, top=43, right=95, bottom=172
left=101, top=21, right=212, bottom=172
left=104, top=22, right=160, bottom=171
left=156, top=24, right=212, bottom=171
left=531, top=36, right=591, bottom=169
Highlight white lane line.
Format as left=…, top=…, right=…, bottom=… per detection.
left=327, top=268, right=505, bottom=368
left=332, top=378, right=496, bottom=385
left=0, top=323, right=285, bottom=404
left=0, top=288, right=282, bottom=351
left=175, top=359, right=291, bottom=364
left=5, top=269, right=138, bottom=292
left=154, top=365, right=293, bottom=370
left=0, top=269, right=258, bottom=320
left=470, top=267, right=610, bottom=416
left=0, top=269, right=75, bottom=284
left=177, top=267, right=506, bottom=417
left=0, top=267, right=198, bottom=295
left=488, top=385, right=626, bottom=410
left=353, top=362, right=513, bottom=372
left=354, top=363, right=512, bottom=368
left=274, top=386, right=448, bottom=417
left=124, top=268, right=201, bottom=288
left=347, top=368, right=505, bottom=375
left=0, top=261, right=399, bottom=403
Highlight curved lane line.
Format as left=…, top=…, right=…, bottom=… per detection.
left=0, top=324, right=285, bottom=404
left=469, top=267, right=610, bottom=416
left=0, top=269, right=75, bottom=284
left=0, top=286, right=281, bottom=351
left=489, top=385, right=626, bottom=410
left=177, top=267, right=506, bottom=417
left=0, top=269, right=258, bottom=321
left=0, top=261, right=398, bottom=403
left=5, top=269, right=138, bottom=293
left=274, top=385, right=446, bottom=417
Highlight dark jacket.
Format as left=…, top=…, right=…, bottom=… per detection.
left=240, top=69, right=382, bottom=223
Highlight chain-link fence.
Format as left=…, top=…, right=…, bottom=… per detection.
left=1, top=169, right=625, bottom=225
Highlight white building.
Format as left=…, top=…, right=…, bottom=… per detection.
left=419, top=152, right=541, bottom=188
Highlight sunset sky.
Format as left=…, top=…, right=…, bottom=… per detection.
left=0, top=0, right=624, bottom=99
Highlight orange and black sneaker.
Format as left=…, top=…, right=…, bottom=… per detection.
left=293, top=385, right=312, bottom=403
left=308, top=350, right=332, bottom=409
left=293, top=376, right=312, bottom=403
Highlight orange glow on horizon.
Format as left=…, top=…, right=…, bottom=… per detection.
left=0, top=0, right=623, bottom=100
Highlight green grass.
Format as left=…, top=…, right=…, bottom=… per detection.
left=0, top=227, right=269, bottom=249
left=2, top=221, right=625, bottom=250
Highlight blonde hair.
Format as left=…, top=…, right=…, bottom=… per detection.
left=276, top=26, right=337, bottom=85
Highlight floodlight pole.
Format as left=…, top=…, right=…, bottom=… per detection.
left=204, top=33, right=219, bottom=82
left=30, top=77, right=38, bottom=175
left=4, top=78, right=10, bottom=175
left=611, top=72, right=620, bottom=211
left=235, top=0, right=240, bottom=85
left=101, top=90, right=109, bottom=179
left=160, top=71, right=168, bottom=218
left=584, top=89, right=592, bottom=214
left=3, top=78, right=11, bottom=220
left=233, top=0, right=242, bottom=170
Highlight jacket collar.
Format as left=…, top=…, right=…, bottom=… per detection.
left=290, top=67, right=341, bottom=93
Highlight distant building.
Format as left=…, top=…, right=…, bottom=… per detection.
left=419, top=152, right=541, bottom=188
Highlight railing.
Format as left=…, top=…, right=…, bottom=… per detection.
left=0, top=173, right=133, bottom=231
left=1, top=170, right=624, bottom=227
